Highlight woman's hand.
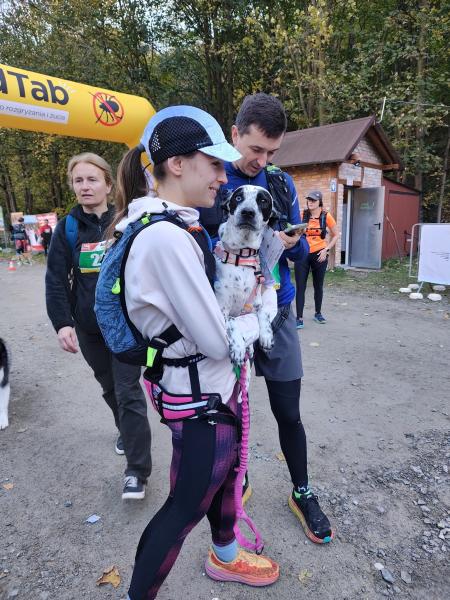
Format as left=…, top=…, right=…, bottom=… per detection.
left=57, top=326, right=78, bottom=353
left=317, top=248, right=329, bottom=263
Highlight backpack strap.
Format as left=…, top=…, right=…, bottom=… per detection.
left=116, top=214, right=186, bottom=367
left=301, top=208, right=310, bottom=224
left=65, top=214, right=78, bottom=252
left=319, top=210, right=328, bottom=239
left=264, top=166, right=291, bottom=229
left=115, top=212, right=211, bottom=374
left=302, top=209, right=327, bottom=239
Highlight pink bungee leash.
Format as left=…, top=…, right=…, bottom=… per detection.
left=233, top=357, right=264, bottom=554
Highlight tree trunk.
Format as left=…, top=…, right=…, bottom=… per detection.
left=317, top=46, right=326, bottom=126
left=19, top=153, right=34, bottom=214
left=0, top=164, right=18, bottom=214
left=51, top=148, right=64, bottom=208
left=414, top=1, right=426, bottom=191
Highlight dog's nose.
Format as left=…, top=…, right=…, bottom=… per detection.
left=241, top=209, right=255, bottom=219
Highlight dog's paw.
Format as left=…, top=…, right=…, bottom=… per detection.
left=258, top=328, right=274, bottom=354
left=229, top=337, right=246, bottom=366
left=226, top=318, right=247, bottom=366
left=0, top=413, right=9, bottom=430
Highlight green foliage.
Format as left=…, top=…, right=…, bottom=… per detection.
left=0, top=0, right=448, bottom=222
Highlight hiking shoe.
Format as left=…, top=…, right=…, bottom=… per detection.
left=296, top=318, right=304, bottom=329
left=115, top=435, right=125, bottom=455
left=205, top=548, right=279, bottom=587
left=122, top=476, right=146, bottom=500
left=288, top=490, right=334, bottom=543
left=242, top=472, right=252, bottom=506
left=313, top=313, right=327, bottom=324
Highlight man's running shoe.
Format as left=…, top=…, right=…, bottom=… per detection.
left=242, top=472, right=252, bottom=505
left=296, top=318, right=304, bottom=329
left=288, top=490, right=334, bottom=543
left=122, top=476, right=146, bottom=500
left=205, top=548, right=279, bottom=587
left=115, top=434, right=125, bottom=455
left=313, top=313, right=327, bottom=324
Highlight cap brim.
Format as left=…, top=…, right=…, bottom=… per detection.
left=200, top=141, right=241, bottom=163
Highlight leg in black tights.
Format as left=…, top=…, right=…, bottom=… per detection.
left=294, top=255, right=311, bottom=318
left=265, top=378, right=308, bottom=489
left=310, top=253, right=328, bottom=314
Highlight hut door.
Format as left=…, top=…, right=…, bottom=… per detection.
left=349, top=187, right=385, bottom=268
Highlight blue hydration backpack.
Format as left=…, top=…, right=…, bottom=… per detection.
left=65, top=214, right=78, bottom=251
left=95, top=210, right=213, bottom=371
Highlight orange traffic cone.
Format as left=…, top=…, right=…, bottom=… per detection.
left=8, top=260, right=16, bottom=272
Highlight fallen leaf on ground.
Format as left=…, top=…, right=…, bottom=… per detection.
left=275, top=452, right=285, bottom=461
left=0, top=572, right=8, bottom=579
left=2, top=483, right=14, bottom=491
left=298, top=569, right=312, bottom=583
left=444, top=312, right=449, bottom=320
left=17, top=428, right=28, bottom=433
left=96, top=565, right=121, bottom=589
left=309, top=342, right=320, bottom=347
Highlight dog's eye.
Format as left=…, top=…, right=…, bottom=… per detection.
left=235, top=195, right=243, bottom=203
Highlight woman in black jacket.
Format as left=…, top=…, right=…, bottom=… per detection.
left=45, top=152, right=151, bottom=500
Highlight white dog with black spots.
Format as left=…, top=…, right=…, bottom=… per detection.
left=214, top=185, right=277, bottom=366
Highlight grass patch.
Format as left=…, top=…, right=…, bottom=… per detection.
left=326, top=258, right=417, bottom=294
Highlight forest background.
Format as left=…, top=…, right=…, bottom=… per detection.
left=0, top=0, right=449, bottom=223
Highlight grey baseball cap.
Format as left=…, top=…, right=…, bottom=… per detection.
left=306, top=190, right=322, bottom=201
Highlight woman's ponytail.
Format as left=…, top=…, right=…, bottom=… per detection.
left=107, top=146, right=149, bottom=239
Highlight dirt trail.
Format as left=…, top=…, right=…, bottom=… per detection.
left=0, top=262, right=448, bottom=600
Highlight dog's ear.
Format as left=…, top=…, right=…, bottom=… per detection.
left=220, top=189, right=233, bottom=216
left=267, top=203, right=281, bottom=228
left=256, top=189, right=274, bottom=222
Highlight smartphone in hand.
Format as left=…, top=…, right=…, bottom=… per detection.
left=283, top=223, right=308, bottom=237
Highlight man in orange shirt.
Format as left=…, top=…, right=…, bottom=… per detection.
left=295, top=191, right=339, bottom=328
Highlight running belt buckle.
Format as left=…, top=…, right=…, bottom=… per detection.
left=205, top=394, right=221, bottom=412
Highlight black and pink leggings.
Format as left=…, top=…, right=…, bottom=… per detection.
left=128, top=410, right=239, bottom=600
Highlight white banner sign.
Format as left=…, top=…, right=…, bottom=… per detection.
left=0, top=98, right=69, bottom=124
left=418, top=224, right=450, bottom=284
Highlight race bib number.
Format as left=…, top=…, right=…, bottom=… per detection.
left=79, top=240, right=108, bottom=273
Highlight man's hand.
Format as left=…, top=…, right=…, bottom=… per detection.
left=277, top=229, right=301, bottom=250
left=57, top=326, right=78, bottom=353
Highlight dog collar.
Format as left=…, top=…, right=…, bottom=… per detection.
left=214, top=241, right=259, bottom=269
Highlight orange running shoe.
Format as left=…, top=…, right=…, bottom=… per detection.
left=205, top=548, right=279, bottom=587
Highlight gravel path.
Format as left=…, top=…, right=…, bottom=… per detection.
left=0, top=262, right=448, bottom=600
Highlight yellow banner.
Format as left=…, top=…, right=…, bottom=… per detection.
left=0, top=64, right=155, bottom=147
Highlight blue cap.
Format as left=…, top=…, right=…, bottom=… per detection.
left=140, top=105, right=241, bottom=165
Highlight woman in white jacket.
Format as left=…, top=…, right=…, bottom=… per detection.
left=112, top=106, right=279, bottom=600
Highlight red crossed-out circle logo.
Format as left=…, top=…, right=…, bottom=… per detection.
left=92, top=92, right=124, bottom=127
